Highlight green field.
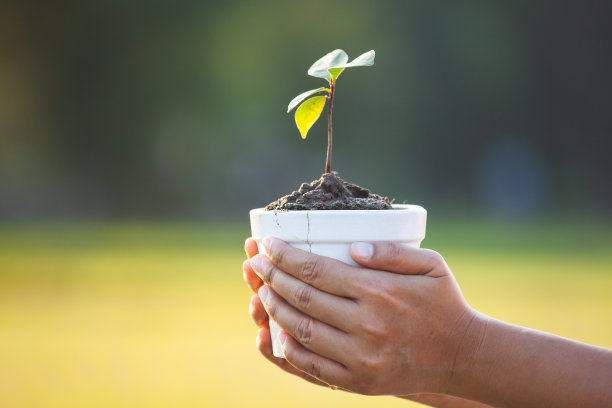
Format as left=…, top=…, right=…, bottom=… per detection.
left=0, top=220, right=610, bottom=407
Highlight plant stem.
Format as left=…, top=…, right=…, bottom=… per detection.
left=325, top=82, right=335, bottom=174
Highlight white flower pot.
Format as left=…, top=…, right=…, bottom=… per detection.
left=249, top=204, right=427, bottom=358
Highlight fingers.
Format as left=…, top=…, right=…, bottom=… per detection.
left=261, top=236, right=364, bottom=298
left=249, top=236, right=334, bottom=389
left=243, top=259, right=263, bottom=293
left=350, top=242, right=448, bottom=278
left=250, top=254, right=357, bottom=332
left=256, top=328, right=329, bottom=387
left=279, top=330, right=352, bottom=390
left=244, top=237, right=264, bottom=293
left=258, top=285, right=352, bottom=365
left=244, top=237, right=259, bottom=258
left=249, top=294, right=268, bottom=328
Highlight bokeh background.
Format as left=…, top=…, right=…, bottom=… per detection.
left=1, top=1, right=610, bottom=407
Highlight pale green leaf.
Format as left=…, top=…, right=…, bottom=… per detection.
left=294, top=95, right=327, bottom=139
left=308, top=49, right=375, bottom=84
left=308, top=49, right=349, bottom=82
left=334, top=49, right=375, bottom=69
left=327, top=50, right=376, bottom=82
left=287, top=87, right=330, bottom=113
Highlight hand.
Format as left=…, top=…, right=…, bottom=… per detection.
left=246, top=236, right=481, bottom=396
left=245, top=238, right=493, bottom=407
left=244, top=238, right=612, bottom=407
left=243, top=238, right=330, bottom=388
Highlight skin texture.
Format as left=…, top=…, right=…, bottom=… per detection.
left=243, top=237, right=491, bottom=407
left=243, top=237, right=612, bottom=407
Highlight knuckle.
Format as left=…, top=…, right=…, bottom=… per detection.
left=262, top=267, right=276, bottom=285
left=386, top=242, right=404, bottom=261
left=253, top=255, right=272, bottom=282
left=378, top=281, right=408, bottom=314
left=359, top=277, right=382, bottom=297
left=346, top=274, right=365, bottom=294
left=359, top=318, right=389, bottom=339
left=353, top=274, right=377, bottom=296
left=366, top=278, right=397, bottom=304
left=267, top=240, right=285, bottom=265
left=360, top=355, right=388, bottom=373
left=264, top=296, right=278, bottom=318
left=425, top=249, right=445, bottom=268
left=293, top=285, right=313, bottom=310
left=299, top=257, right=322, bottom=285
left=377, top=278, right=397, bottom=298
left=265, top=263, right=277, bottom=285
left=294, top=317, right=314, bottom=345
left=307, top=359, right=322, bottom=378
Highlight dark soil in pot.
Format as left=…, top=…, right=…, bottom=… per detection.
left=265, top=172, right=392, bottom=211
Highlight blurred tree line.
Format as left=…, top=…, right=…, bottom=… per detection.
left=1, top=0, right=610, bottom=219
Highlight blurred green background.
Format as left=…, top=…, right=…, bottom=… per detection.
left=1, top=1, right=611, bottom=407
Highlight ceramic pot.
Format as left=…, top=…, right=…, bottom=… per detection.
left=249, top=204, right=427, bottom=358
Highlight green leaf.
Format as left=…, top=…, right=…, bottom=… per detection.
left=294, top=95, right=327, bottom=139
left=335, top=50, right=375, bottom=69
left=308, top=49, right=349, bottom=82
left=287, top=87, right=330, bottom=113
left=307, top=49, right=375, bottom=84
left=327, top=50, right=375, bottom=82
left=328, top=67, right=345, bottom=82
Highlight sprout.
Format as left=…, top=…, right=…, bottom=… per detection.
left=287, top=49, right=375, bottom=174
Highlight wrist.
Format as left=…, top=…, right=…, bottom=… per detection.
left=443, top=309, right=490, bottom=398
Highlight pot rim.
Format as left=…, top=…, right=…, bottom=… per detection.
left=250, top=204, right=427, bottom=243
left=249, top=203, right=425, bottom=216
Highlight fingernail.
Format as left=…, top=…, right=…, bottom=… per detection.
left=279, top=331, right=288, bottom=346
left=258, top=285, right=270, bottom=304
left=250, top=256, right=263, bottom=274
left=262, top=236, right=272, bottom=251
left=351, top=242, right=373, bottom=260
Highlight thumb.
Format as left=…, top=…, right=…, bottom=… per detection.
left=349, top=242, right=448, bottom=278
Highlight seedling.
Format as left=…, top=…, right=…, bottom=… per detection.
left=287, top=49, right=375, bottom=174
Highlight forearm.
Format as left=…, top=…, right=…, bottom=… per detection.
left=448, top=313, right=612, bottom=407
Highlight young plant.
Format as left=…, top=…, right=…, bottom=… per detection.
left=287, top=49, right=375, bottom=174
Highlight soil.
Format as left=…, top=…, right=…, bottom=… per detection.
left=264, top=172, right=392, bottom=211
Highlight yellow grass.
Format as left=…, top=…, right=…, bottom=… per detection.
left=0, top=221, right=610, bottom=407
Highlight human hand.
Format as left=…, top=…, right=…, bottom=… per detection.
left=243, top=238, right=330, bottom=388
left=247, top=236, right=482, bottom=396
